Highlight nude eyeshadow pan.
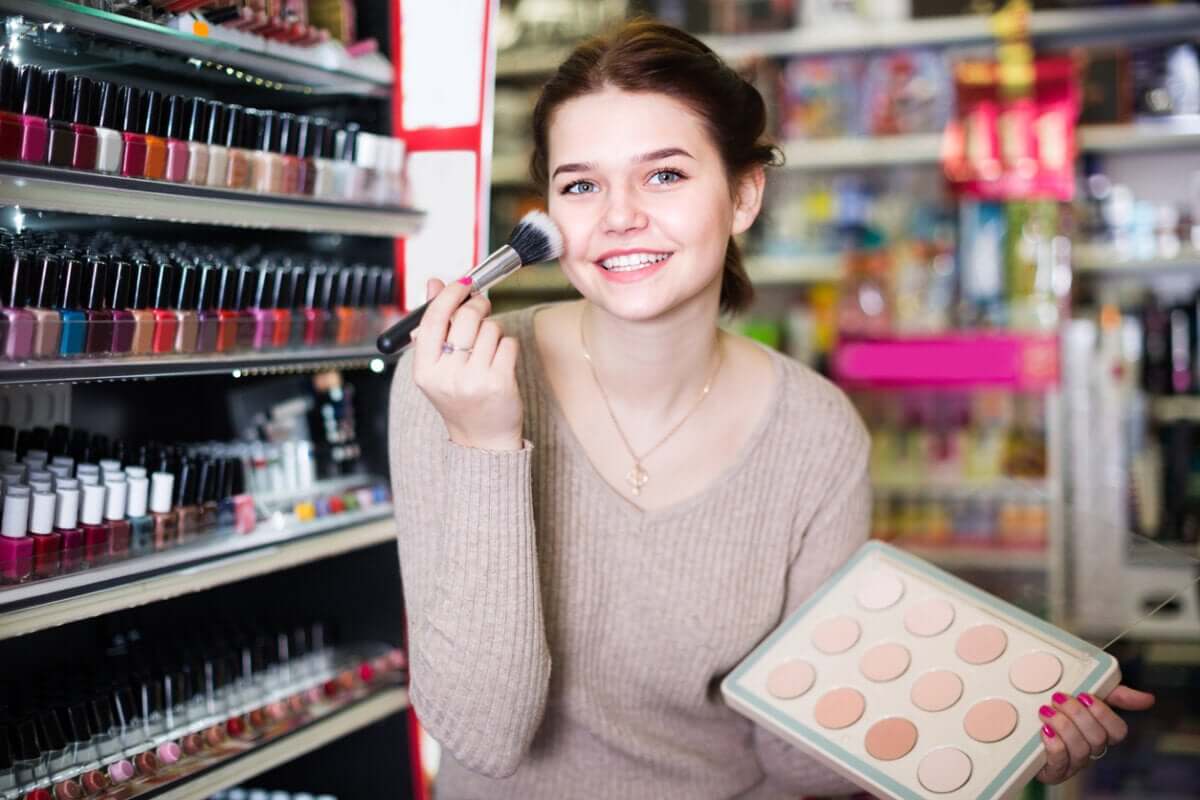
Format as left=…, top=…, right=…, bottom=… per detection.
left=723, top=541, right=1121, bottom=800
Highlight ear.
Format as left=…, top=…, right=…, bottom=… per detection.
left=730, top=166, right=765, bottom=237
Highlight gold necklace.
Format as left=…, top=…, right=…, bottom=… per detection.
left=580, top=305, right=723, bottom=497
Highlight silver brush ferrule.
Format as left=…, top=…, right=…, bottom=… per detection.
left=465, top=245, right=523, bottom=291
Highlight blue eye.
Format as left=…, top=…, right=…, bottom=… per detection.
left=649, top=169, right=684, bottom=185
left=562, top=180, right=597, bottom=195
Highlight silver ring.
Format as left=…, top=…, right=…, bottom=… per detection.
left=441, top=342, right=473, bottom=355
left=1090, top=746, right=1107, bottom=761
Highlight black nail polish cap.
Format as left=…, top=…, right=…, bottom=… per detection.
left=234, top=266, right=256, bottom=312
left=252, top=268, right=272, bottom=309
left=269, top=268, right=291, bottom=310
left=288, top=266, right=307, bottom=309
left=379, top=268, right=396, bottom=307
left=359, top=267, right=378, bottom=308
left=196, top=266, right=218, bottom=312
left=151, top=263, right=175, bottom=311
left=31, top=253, right=59, bottom=309
left=130, top=261, right=153, bottom=310
left=82, top=258, right=109, bottom=312
left=310, top=118, right=330, bottom=159
left=222, top=104, right=243, bottom=149
left=184, top=97, right=207, bottom=144
left=216, top=266, right=237, bottom=311
left=117, top=85, right=141, bottom=133
left=240, top=108, right=261, bottom=150
left=0, top=61, right=17, bottom=114
left=174, top=267, right=197, bottom=312
left=140, top=89, right=163, bottom=137
left=57, top=257, right=83, bottom=311
left=17, top=64, right=41, bottom=117
left=95, top=80, right=117, bottom=129
left=109, top=261, right=132, bottom=311
left=205, top=100, right=226, bottom=147
left=69, top=76, right=93, bottom=127
left=46, top=69, right=69, bottom=124
left=198, top=458, right=217, bottom=503
left=303, top=266, right=324, bottom=310
left=278, top=113, right=298, bottom=157
left=335, top=122, right=359, bottom=162
left=165, top=95, right=186, bottom=140
left=334, top=268, right=353, bottom=308
left=257, top=111, right=281, bottom=154
left=294, top=116, right=312, bottom=160
left=174, top=459, right=195, bottom=507
left=6, top=251, right=31, bottom=307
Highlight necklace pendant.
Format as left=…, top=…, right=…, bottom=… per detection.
left=627, top=463, right=649, bottom=496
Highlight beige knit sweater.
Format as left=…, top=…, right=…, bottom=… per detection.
left=388, top=303, right=872, bottom=800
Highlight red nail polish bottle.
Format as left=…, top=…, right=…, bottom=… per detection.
left=270, top=268, right=293, bottom=349
left=104, top=474, right=130, bottom=561
left=376, top=268, right=402, bottom=339
left=0, top=61, right=23, bottom=160
left=79, top=482, right=109, bottom=567
left=54, top=479, right=83, bottom=573
left=150, top=263, right=179, bottom=354
left=213, top=266, right=240, bottom=353
left=302, top=267, right=332, bottom=345
left=333, top=268, right=356, bottom=345
left=28, top=488, right=61, bottom=579
left=248, top=268, right=277, bottom=351
left=118, top=86, right=147, bottom=178
left=69, top=75, right=98, bottom=171
left=108, top=261, right=136, bottom=355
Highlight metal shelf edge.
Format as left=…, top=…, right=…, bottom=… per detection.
left=153, top=688, right=409, bottom=800
left=0, top=514, right=397, bottom=641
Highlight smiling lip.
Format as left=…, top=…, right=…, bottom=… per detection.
left=594, top=252, right=673, bottom=284
left=593, top=248, right=674, bottom=266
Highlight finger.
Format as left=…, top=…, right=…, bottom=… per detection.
left=1105, top=686, right=1156, bottom=711
left=1076, top=692, right=1128, bottom=745
left=1038, top=723, right=1069, bottom=784
left=445, top=294, right=490, bottom=353
left=492, top=335, right=519, bottom=375
left=1052, top=693, right=1108, bottom=757
left=416, top=278, right=471, bottom=365
left=468, top=319, right=502, bottom=368
left=1040, top=704, right=1090, bottom=774
left=413, top=278, right=448, bottom=366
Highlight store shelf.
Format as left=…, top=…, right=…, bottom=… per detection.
left=0, top=344, right=395, bottom=386
left=2, top=0, right=392, bottom=97
left=1074, top=245, right=1200, bottom=277
left=154, top=687, right=409, bottom=800
left=833, top=333, right=1060, bottom=390
left=895, top=542, right=1049, bottom=571
left=496, top=7, right=1200, bottom=78
left=1077, top=121, right=1200, bottom=155
left=874, top=476, right=1052, bottom=500
left=0, top=507, right=396, bottom=641
left=0, top=162, right=423, bottom=237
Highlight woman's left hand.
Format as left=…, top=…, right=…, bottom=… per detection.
left=1037, top=685, right=1156, bottom=784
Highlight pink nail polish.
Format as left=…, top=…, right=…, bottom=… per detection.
left=1052, top=692, right=1068, bottom=705
left=1039, top=705, right=1056, bottom=718
left=457, top=276, right=473, bottom=286
left=1042, top=724, right=1056, bottom=738
left=1078, top=693, right=1094, bottom=708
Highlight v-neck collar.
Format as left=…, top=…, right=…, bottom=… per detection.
left=519, top=302, right=786, bottom=525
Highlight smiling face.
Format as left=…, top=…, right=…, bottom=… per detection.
left=546, top=88, right=763, bottom=322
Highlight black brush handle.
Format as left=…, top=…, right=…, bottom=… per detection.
left=376, top=301, right=429, bottom=354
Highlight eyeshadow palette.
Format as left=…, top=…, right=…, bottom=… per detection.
left=721, top=540, right=1120, bottom=800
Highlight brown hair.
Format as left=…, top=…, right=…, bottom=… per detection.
left=529, top=19, right=782, bottom=316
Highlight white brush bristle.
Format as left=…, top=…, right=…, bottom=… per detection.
left=508, top=210, right=563, bottom=266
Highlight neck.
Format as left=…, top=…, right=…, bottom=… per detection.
left=579, top=295, right=722, bottom=428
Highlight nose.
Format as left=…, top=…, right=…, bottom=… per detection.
left=601, top=185, right=647, bottom=236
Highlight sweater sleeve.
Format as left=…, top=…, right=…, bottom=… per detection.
left=752, top=417, right=872, bottom=799
left=387, top=352, right=552, bottom=778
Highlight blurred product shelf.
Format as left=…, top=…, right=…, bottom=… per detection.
left=873, top=476, right=1052, bottom=500
left=1074, top=245, right=1200, bottom=277
left=894, top=541, right=1049, bottom=570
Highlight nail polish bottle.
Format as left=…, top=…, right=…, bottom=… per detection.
left=150, top=263, right=179, bottom=354
left=223, top=105, right=251, bottom=190
left=38, top=708, right=73, bottom=779
left=76, top=465, right=100, bottom=488
left=251, top=110, right=283, bottom=194
left=0, top=61, right=22, bottom=160
left=93, top=80, right=123, bottom=174
left=0, top=485, right=32, bottom=583
left=54, top=478, right=82, bottom=573
left=311, top=118, right=337, bottom=199
left=353, top=131, right=380, bottom=205
left=118, top=86, right=146, bottom=178
left=82, top=257, right=112, bottom=356
left=0, top=252, right=10, bottom=354
left=333, top=122, right=360, bottom=200
left=174, top=460, right=201, bottom=542
left=163, top=94, right=189, bottom=183
left=11, top=716, right=42, bottom=785
left=126, top=260, right=155, bottom=355
left=357, top=266, right=380, bottom=344
left=333, top=268, right=358, bottom=345
left=28, top=253, right=62, bottom=358
left=103, top=473, right=130, bottom=561
left=377, top=267, right=402, bottom=332
left=2, top=250, right=35, bottom=359
left=204, top=101, right=229, bottom=188
left=108, top=260, right=136, bottom=355
left=183, top=96, right=209, bottom=186
left=301, top=266, right=331, bottom=345
left=141, top=90, right=167, bottom=181
left=124, top=466, right=152, bottom=555
left=249, top=268, right=277, bottom=350
left=287, top=265, right=307, bottom=345
left=17, top=64, right=49, bottom=164
left=290, top=115, right=313, bottom=196
left=45, top=70, right=75, bottom=168
left=27, top=487, right=61, bottom=579
left=173, top=266, right=199, bottom=353
left=68, top=76, right=98, bottom=171
left=194, top=265, right=220, bottom=353
left=198, top=459, right=218, bottom=532
left=57, top=257, right=86, bottom=357
left=79, top=482, right=108, bottom=567
left=213, top=266, right=238, bottom=353
left=148, top=470, right=176, bottom=551
left=270, top=267, right=293, bottom=349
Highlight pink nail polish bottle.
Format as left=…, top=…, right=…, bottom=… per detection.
left=1, top=248, right=36, bottom=360
left=54, top=478, right=83, bottom=573
left=0, top=61, right=23, bottom=160
left=248, top=268, right=277, bottom=350
left=16, top=64, right=48, bottom=164
left=0, top=485, right=32, bottom=583
left=183, top=97, right=209, bottom=186
left=29, top=488, right=61, bottom=579
left=163, top=94, right=190, bottom=184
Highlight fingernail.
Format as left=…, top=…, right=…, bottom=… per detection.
left=1042, top=724, right=1056, bottom=739
left=1039, top=705, right=1056, bottom=718
left=1078, top=693, right=1094, bottom=707
left=1052, top=692, right=1068, bottom=705
left=457, top=276, right=473, bottom=286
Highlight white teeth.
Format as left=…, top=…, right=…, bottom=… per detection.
left=599, top=252, right=670, bottom=272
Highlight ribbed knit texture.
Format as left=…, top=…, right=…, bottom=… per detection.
left=388, top=303, right=872, bottom=800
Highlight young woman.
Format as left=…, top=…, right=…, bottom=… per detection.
left=388, top=19, right=1153, bottom=799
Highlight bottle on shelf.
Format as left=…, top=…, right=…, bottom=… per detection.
left=93, top=80, right=124, bottom=175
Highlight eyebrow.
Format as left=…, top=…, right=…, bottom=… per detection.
left=550, top=147, right=696, bottom=179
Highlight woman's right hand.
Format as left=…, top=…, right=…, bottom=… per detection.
left=411, top=277, right=524, bottom=451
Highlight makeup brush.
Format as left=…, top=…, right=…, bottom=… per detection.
left=376, top=210, right=563, bottom=355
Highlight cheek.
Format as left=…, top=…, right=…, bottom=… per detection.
left=548, top=200, right=598, bottom=263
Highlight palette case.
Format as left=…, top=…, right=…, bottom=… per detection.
left=721, top=540, right=1121, bottom=800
